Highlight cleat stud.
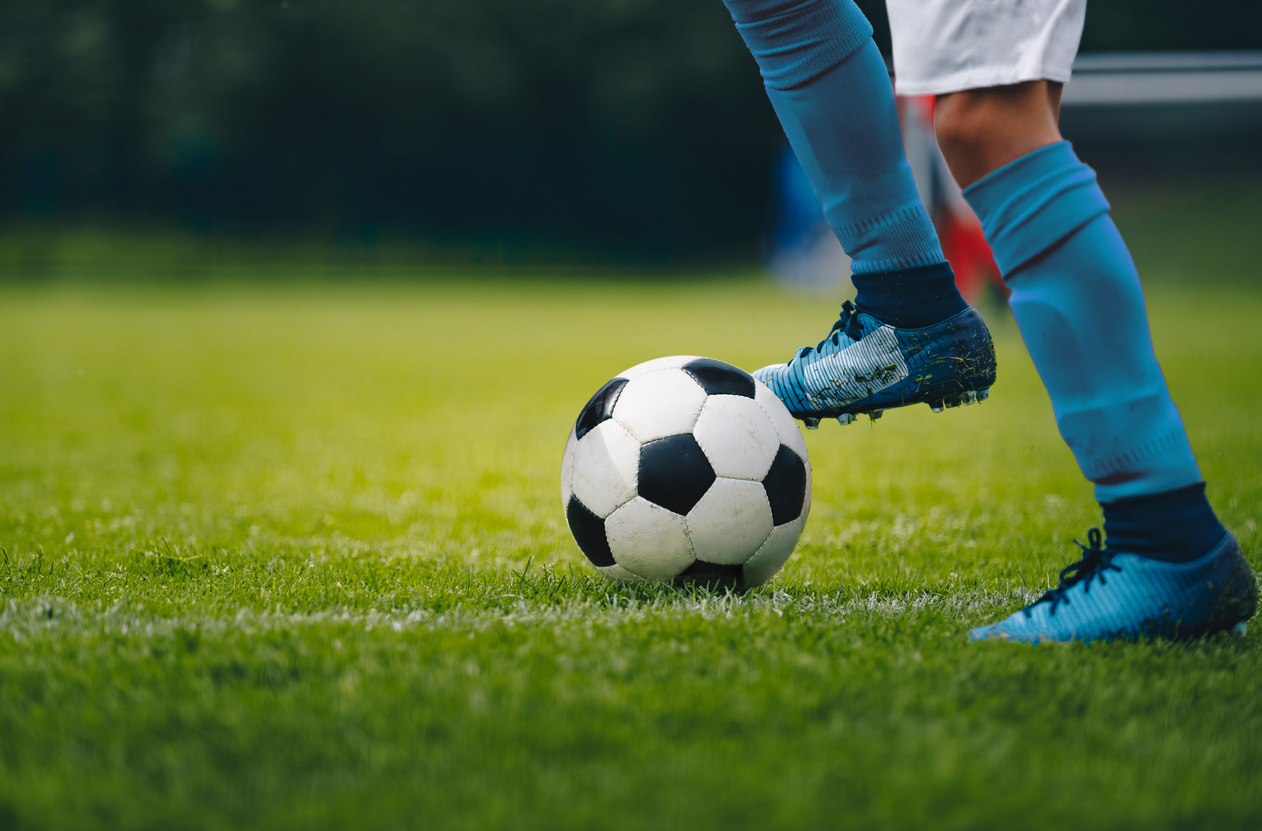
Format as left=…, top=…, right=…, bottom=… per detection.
left=868, top=409, right=884, bottom=421
left=802, top=417, right=821, bottom=430
left=976, top=389, right=990, bottom=402
left=930, top=404, right=943, bottom=413
left=836, top=413, right=857, bottom=426
left=961, top=390, right=977, bottom=405
left=1233, top=622, right=1248, bottom=638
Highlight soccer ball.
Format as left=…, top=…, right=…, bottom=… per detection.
left=560, top=356, right=811, bottom=587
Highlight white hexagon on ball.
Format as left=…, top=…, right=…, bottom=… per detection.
left=560, top=426, right=579, bottom=506
left=605, top=496, right=695, bottom=580
left=742, top=514, right=806, bottom=588
left=686, top=477, right=774, bottom=565
left=570, top=419, right=640, bottom=518
left=754, top=380, right=808, bottom=461
left=612, top=370, right=708, bottom=443
left=596, top=563, right=645, bottom=582
left=693, top=394, right=780, bottom=480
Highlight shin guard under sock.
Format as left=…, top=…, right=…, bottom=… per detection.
left=964, top=141, right=1221, bottom=560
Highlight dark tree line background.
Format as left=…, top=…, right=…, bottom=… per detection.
left=2, top=0, right=1259, bottom=259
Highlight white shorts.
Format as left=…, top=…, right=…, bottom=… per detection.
left=886, top=0, right=1087, bottom=96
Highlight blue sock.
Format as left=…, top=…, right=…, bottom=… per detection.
left=964, top=141, right=1221, bottom=561
left=724, top=0, right=964, bottom=324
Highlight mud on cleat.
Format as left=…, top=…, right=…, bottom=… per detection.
left=753, top=301, right=996, bottom=425
left=969, top=530, right=1258, bottom=644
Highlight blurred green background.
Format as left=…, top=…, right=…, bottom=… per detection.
left=2, top=0, right=1261, bottom=261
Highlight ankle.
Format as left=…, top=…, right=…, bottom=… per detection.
left=851, top=262, right=967, bottom=329
left=1101, top=482, right=1226, bottom=564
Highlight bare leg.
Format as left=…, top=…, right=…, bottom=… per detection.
left=935, top=81, right=1063, bottom=188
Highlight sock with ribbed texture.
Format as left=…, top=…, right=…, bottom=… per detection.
left=964, top=141, right=1223, bottom=562
left=723, top=0, right=965, bottom=324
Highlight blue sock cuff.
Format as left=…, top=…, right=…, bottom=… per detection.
left=838, top=202, right=947, bottom=274
left=962, top=141, right=1111, bottom=278
left=725, top=0, right=873, bottom=90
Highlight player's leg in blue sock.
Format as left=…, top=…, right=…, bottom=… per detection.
left=722, top=0, right=996, bottom=426
left=934, top=84, right=1256, bottom=641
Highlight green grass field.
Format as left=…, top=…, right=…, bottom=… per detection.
left=2, top=204, right=1262, bottom=828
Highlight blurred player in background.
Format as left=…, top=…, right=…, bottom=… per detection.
left=722, top=0, right=1257, bottom=642
left=771, top=94, right=1001, bottom=302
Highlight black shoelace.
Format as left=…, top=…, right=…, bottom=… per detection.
left=798, top=300, right=866, bottom=359
left=1026, top=528, right=1123, bottom=617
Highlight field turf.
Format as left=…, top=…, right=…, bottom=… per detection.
left=2, top=206, right=1261, bottom=827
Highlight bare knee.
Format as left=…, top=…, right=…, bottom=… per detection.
left=935, top=81, right=1063, bottom=188
left=934, top=92, right=1004, bottom=174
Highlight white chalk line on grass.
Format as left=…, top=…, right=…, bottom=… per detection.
left=0, top=585, right=1042, bottom=641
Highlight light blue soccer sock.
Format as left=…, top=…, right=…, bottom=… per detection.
left=724, top=0, right=965, bottom=324
left=964, top=142, right=1211, bottom=527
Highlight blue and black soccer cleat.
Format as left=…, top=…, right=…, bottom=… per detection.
left=753, top=301, right=996, bottom=428
left=969, top=529, right=1258, bottom=644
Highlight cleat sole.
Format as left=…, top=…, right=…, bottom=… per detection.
left=796, top=384, right=992, bottom=422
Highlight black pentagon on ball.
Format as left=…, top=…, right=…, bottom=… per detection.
left=763, top=445, right=807, bottom=526
left=638, top=433, right=716, bottom=516
left=682, top=358, right=756, bottom=399
left=574, top=377, right=628, bottom=440
left=566, top=495, right=616, bottom=567
left=673, top=560, right=745, bottom=592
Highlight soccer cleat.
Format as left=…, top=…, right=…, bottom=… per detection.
left=969, top=529, right=1258, bottom=644
left=753, top=301, right=996, bottom=426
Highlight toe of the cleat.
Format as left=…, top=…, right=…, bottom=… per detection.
left=969, top=625, right=1043, bottom=645
left=968, top=616, right=1053, bottom=644
left=967, top=625, right=993, bottom=642
left=752, top=364, right=785, bottom=383
left=968, top=618, right=1016, bottom=642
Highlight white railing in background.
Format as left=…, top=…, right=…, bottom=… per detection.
left=1064, top=52, right=1262, bottom=106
